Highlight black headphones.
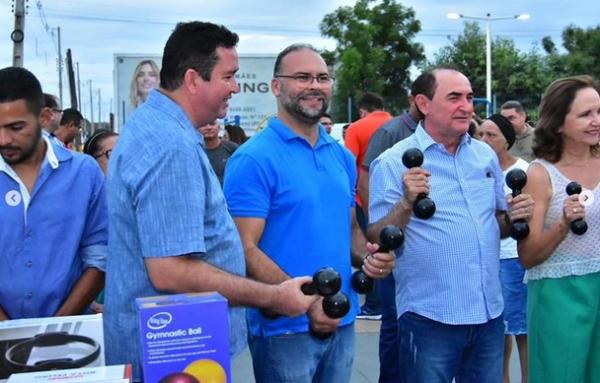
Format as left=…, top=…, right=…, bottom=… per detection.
left=4, top=332, right=101, bottom=373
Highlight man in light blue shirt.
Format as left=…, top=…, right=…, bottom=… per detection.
left=103, top=22, right=318, bottom=382
left=368, top=68, right=535, bottom=383
left=0, top=67, right=107, bottom=320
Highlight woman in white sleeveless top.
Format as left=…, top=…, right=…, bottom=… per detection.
left=519, top=75, right=600, bottom=383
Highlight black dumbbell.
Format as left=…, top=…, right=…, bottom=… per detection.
left=301, top=267, right=341, bottom=297
left=566, top=182, right=588, bottom=235
left=309, top=291, right=350, bottom=340
left=402, top=148, right=436, bottom=219
left=262, top=267, right=347, bottom=320
left=351, top=225, right=404, bottom=294
left=505, top=168, right=530, bottom=240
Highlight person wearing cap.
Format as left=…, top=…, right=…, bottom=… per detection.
left=478, top=113, right=529, bottom=383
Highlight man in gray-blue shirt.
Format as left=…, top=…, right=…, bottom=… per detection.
left=103, top=21, right=317, bottom=382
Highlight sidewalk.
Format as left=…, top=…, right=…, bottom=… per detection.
left=231, top=319, right=523, bottom=382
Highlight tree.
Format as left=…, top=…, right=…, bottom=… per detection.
left=320, top=0, right=425, bottom=121
left=430, top=22, right=552, bottom=116
left=542, top=25, right=600, bottom=81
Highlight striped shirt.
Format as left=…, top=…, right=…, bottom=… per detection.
left=369, top=124, right=507, bottom=325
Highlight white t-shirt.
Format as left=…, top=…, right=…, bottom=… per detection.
left=500, top=158, right=530, bottom=259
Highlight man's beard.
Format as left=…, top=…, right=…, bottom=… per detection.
left=0, top=125, right=42, bottom=165
left=281, top=89, right=329, bottom=125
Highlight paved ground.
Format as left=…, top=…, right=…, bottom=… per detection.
left=231, top=319, right=524, bottom=382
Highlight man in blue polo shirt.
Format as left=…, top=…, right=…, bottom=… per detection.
left=224, top=44, right=396, bottom=383
left=368, top=67, right=535, bottom=383
left=0, top=67, right=107, bottom=320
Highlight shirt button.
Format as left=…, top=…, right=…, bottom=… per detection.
left=26, top=261, right=33, bottom=267
left=26, top=292, right=33, bottom=299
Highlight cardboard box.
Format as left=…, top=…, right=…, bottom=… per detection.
left=7, top=364, right=131, bottom=382
left=136, top=293, right=231, bottom=383
left=0, top=314, right=104, bottom=382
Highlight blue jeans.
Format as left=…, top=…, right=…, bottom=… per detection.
left=249, top=323, right=355, bottom=383
left=397, top=312, right=504, bottom=383
left=378, top=273, right=400, bottom=383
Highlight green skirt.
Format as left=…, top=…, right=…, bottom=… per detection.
left=527, top=272, right=600, bottom=383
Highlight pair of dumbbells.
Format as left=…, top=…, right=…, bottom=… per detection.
left=261, top=267, right=349, bottom=339
left=505, top=170, right=587, bottom=237
left=352, top=148, right=433, bottom=295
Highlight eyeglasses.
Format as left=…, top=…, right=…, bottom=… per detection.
left=275, top=73, right=335, bottom=85
left=94, top=149, right=112, bottom=160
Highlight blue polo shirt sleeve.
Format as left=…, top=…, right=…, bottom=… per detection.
left=133, top=145, right=207, bottom=258
left=224, top=151, right=270, bottom=218
left=79, top=161, right=108, bottom=271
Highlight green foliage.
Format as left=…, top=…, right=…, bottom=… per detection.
left=429, top=22, right=552, bottom=116
left=320, top=0, right=425, bottom=121
left=543, top=25, right=600, bottom=80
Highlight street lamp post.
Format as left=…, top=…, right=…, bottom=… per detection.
left=447, top=12, right=530, bottom=116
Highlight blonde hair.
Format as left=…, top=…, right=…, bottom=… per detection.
left=129, top=59, right=160, bottom=108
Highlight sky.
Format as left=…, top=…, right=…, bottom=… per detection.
left=1, top=0, right=597, bottom=122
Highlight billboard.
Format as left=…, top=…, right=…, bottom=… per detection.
left=113, top=54, right=276, bottom=135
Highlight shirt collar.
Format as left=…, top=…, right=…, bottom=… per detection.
left=413, top=122, right=472, bottom=152
left=0, top=134, right=60, bottom=175
left=145, top=89, right=202, bottom=144
left=401, top=110, right=419, bottom=131
left=268, top=117, right=336, bottom=148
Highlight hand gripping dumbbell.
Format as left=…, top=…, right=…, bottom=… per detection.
left=402, top=148, right=436, bottom=219
left=351, top=225, right=404, bottom=294
left=302, top=268, right=350, bottom=339
left=261, top=268, right=350, bottom=339
left=566, top=181, right=588, bottom=235
left=505, top=168, right=530, bottom=240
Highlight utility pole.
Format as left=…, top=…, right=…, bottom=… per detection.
left=88, top=79, right=94, bottom=129
left=11, top=0, right=26, bottom=67
left=66, top=49, right=77, bottom=109
left=76, top=62, right=82, bottom=111
left=97, top=88, right=102, bottom=125
left=57, top=26, right=63, bottom=106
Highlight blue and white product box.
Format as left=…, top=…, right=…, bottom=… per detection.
left=0, top=314, right=105, bottom=383
left=136, top=292, right=231, bottom=383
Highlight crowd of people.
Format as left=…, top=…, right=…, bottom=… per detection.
left=1, top=19, right=599, bottom=383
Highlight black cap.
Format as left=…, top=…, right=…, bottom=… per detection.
left=488, top=113, right=516, bottom=149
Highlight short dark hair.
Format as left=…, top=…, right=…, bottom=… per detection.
left=43, top=93, right=59, bottom=110
left=84, top=129, right=118, bottom=157
left=358, top=92, right=384, bottom=112
left=60, top=108, right=84, bottom=126
left=321, top=112, right=332, bottom=120
left=160, top=21, right=239, bottom=90
left=501, top=100, right=525, bottom=114
left=224, top=124, right=248, bottom=145
left=0, top=67, right=44, bottom=115
left=411, top=65, right=460, bottom=100
left=534, top=75, right=600, bottom=162
left=273, top=43, right=319, bottom=77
